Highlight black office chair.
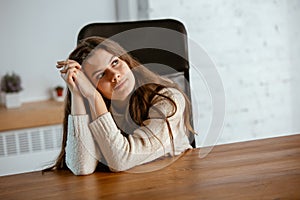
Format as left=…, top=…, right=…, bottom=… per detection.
left=77, top=19, right=195, bottom=147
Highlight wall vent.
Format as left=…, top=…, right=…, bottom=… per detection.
left=0, top=125, right=62, bottom=158
left=0, top=125, right=63, bottom=176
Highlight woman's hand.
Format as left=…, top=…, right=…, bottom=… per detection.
left=57, top=59, right=108, bottom=119
left=57, top=60, right=79, bottom=95
left=56, top=60, right=97, bottom=99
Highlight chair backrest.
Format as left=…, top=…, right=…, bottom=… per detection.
left=77, top=19, right=195, bottom=147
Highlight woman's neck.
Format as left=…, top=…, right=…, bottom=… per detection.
left=111, top=97, right=129, bottom=114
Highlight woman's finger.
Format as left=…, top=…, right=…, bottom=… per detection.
left=57, top=59, right=78, bottom=66
left=59, top=66, right=81, bottom=74
left=57, top=60, right=82, bottom=70
left=60, top=66, right=75, bottom=74
left=57, top=59, right=70, bottom=69
left=59, top=65, right=81, bottom=74
left=60, top=66, right=78, bottom=75
left=61, top=67, right=77, bottom=87
left=57, top=60, right=67, bottom=64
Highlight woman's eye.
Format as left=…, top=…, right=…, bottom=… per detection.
left=112, top=59, right=119, bottom=66
left=96, top=73, right=104, bottom=79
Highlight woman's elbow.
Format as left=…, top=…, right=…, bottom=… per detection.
left=66, top=161, right=96, bottom=176
left=72, top=167, right=95, bottom=176
left=108, top=161, right=134, bottom=172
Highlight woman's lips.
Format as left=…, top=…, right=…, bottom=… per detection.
left=114, top=79, right=127, bottom=90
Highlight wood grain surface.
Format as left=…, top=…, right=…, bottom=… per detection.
left=1, top=134, right=299, bottom=199
left=0, top=100, right=64, bottom=132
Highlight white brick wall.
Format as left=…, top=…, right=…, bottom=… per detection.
left=148, top=0, right=300, bottom=145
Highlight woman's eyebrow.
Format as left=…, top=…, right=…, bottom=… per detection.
left=92, top=55, right=115, bottom=77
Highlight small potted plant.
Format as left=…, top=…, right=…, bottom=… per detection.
left=55, top=86, right=64, bottom=97
left=53, top=85, right=65, bottom=102
left=0, top=72, right=23, bottom=108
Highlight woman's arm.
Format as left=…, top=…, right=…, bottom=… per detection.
left=65, top=93, right=104, bottom=175
left=89, top=88, right=192, bottom=171
left=86, top=91, right=108, bottom=121
left=65, top=114, right=101, bottom=175
left=57, top=60, right=103, bottom=175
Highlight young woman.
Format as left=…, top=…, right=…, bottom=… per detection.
left=50, top=36, right=194, bottom=175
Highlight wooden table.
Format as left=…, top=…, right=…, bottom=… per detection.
left=1, top=134, right=300, bottom=199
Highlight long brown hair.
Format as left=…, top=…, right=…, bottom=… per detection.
left=46, top=36, right=195, bottom=171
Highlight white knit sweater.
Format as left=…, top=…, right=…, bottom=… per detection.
left=65, top=88, right=192, bottom=175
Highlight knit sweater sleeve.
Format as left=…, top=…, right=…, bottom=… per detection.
left=65, top=115, right=102, bottom=175
left=88, top=88, right=191, bottom=172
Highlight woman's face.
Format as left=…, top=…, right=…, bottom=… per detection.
left=83, top=48, right=135, bottom=101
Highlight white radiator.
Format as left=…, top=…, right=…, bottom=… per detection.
left=0, top=125, right=62, bottom=176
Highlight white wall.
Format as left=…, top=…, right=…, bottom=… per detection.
left=148, top=0, right=300, bottom=145
left=1, top=0, right=299, bottom=146
left=0, top=0, right=116, bottom=102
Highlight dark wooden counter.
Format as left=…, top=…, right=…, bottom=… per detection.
left=1, top=134, right=299, bottom=199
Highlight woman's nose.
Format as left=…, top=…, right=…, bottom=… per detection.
left=107, top=68, right=121, bottom=82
